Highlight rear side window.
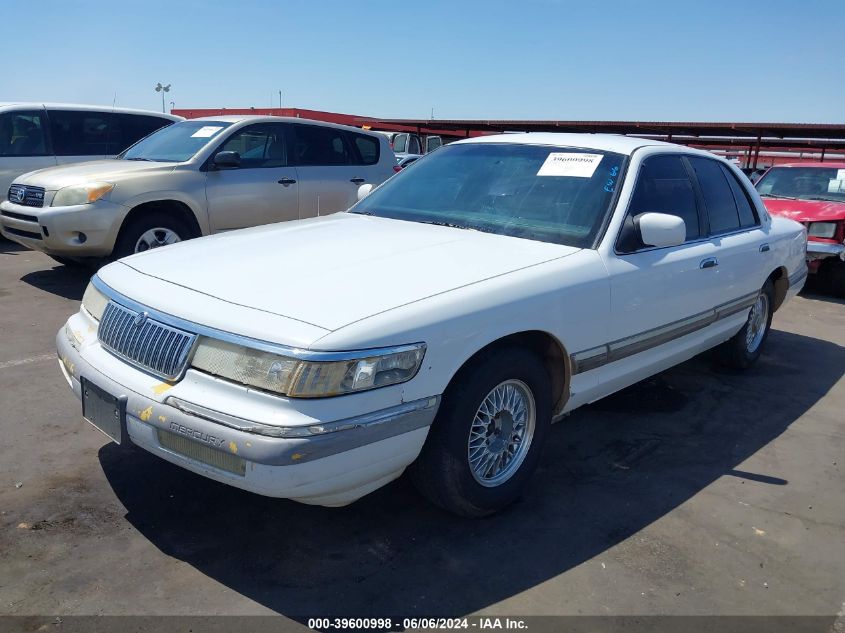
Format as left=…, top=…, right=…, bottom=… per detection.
left=49, top=110, right=111, bottom=156
left=107, top=114, right=172, bottom=154
left=351, top=132, right=379, bottom=165
left=688, top=156, right=741, bottom=234
left=408, top=135, right=421, bottom=154
left=392, top=134, right=408, bottom=153
left=292, top=124, right=352, bottom=166
left=627, top=155, right=700, bottom=241
left=0, top=110, right=48, bottom=156
left=720, top=164, right=760, bottom=228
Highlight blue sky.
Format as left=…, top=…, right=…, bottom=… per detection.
left=4, top=0, right=843, bottom=122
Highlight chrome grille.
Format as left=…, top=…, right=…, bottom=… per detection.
left=8, top=184, right=45, bottom=208
left=98, top=301, right=197, bottom=380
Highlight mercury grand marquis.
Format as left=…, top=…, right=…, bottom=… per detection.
left=56, top=133, right=808, bottom=517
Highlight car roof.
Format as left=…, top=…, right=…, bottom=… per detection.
left=192, top=114, right=382, bottom=136
left=0, top=102, right=181, bottom=120
left=773, top=161, right=845, bottom=169
left=454, top=132, right=690, bottom=155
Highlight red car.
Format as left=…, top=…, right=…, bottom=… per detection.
left=755, top=162, right=845, bottom=296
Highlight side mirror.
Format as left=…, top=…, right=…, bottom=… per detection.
left=637, top=212, right=686, bottom=248
left=213, top=151, right=241, bottom=169
left=357, top=183, right=373, bottom=201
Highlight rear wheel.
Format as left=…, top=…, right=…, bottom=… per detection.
left=830, top=261, right=845, bottom=298
left=717, top=279, right=775, bottom=369
left=409, top=347, right=552, bottom=517
left=113, top=211, right=192, bottom=260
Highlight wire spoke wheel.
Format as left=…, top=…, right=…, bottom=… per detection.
left=134, top=227, right=181, bottom=253
left=745, top=293, right=769, bottom=354
left=468, top=379, right=536, bottom=487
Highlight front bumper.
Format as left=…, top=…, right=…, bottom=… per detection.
left=56, top=320, right=438, bottom=507
left=0, top=199, right=126, bottom=258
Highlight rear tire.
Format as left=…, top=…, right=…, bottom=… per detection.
left=113, top=211, right=192, bottom=260
left=409, top=346, right=552, bottom=517
left=717, top=279, right=775, bottom=369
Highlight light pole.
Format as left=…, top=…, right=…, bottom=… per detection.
left=170, top=100, right=175, bottom=111
left=155, top=83, right=171, bottom=113
left=279, top=90, right=282, bottom=109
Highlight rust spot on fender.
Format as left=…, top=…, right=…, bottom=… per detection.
left=228, top=441, right=238, bottom=454
left=139, top=406, right=153, bottom=422
left=151, top=382, right=173, bottom=395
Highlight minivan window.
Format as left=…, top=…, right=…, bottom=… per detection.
left=107, top=113, right=173, bottom=155
left=219, top=123, right=288, bottom=168
left=292, top=124, right=352, bottom=166
left=120, top=120, right=232, bottom=162
left=627, top=155, right=700, bottom=241
left=352, top=133, right=379, bottom=165
left=408, top=135, right=421, bottom=154
left=0, top=111, right=48, bottom=157
left=49, top=110, right=111, bottom=156
left=352, top=142, right=625, bottom=248
left=688, top=156, right=742, bottom=234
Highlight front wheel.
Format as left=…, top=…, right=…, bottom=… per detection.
left=409, top=347, right=552, bottom=517
left=717, top=279, right=775, bottom=369
left=113, top=212, right=191, bottom=260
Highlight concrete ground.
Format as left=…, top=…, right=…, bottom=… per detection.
left=0, top=240, right=843, bottom=627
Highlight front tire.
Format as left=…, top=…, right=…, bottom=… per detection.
left=113, top=212, right=191, bottom=260
left=718, top=279, right=775, bottom=369
left=410, top=347, right=552, bottom=517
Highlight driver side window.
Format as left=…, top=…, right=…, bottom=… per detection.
left=219, top=123, right=288, bottom=168
left=618, top=154, right=700, bottom=253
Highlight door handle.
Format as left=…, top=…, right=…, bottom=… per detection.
left=350, top=177, right=366, bottom=185
left=278, top=178, right=296, bottom=186
left=700, top=257, right=719, bottom=269
left=759, top=243, right=770, bottom=253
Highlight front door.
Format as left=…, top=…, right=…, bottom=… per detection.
left=205, top=122, right=299, bottom=232
left=599, top=154, right=723, bottom=394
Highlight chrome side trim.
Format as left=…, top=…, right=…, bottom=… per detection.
left=166, top=395, right=439, bottom=438
left=570, top=291, right=759, bottom=374
left=92, top=275, right=423, bottom=362
left=788, top=267, right=808, bottom=287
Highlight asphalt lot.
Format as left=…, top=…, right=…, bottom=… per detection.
left=0, top=238, right=843, bottom=627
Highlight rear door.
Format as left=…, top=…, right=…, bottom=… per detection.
left=204, top=122, right=300, bottom=231
left=0, top=109, right=56, bottom=194
left=291, top=123, right=369, bottom=217
left=686, top=155, right=768, bottom=304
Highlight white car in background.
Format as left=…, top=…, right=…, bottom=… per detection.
left=0, top=103, right=178, bottom=200
left=1, top=116, right=393, bottom=263
left=56, top=133, right=806, bottom=517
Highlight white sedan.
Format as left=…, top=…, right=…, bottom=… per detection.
left=56, top=133, right=807, bottom=517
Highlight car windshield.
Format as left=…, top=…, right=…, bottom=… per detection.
left=756, top=166, right=845, bottom=203
left=351, top=142, right=626, bottom=248
left=119, top=120, right=232, bottom=162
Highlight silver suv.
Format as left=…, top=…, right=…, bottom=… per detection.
left=0, top=116, right=394, bottom=263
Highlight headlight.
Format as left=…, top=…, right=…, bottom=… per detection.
left=191, top=338, right=426, bottom=398
left=52, top=182, right=114, bottom=207
left=81, top=282, right=108, bottom=320
left=807, top=222, right=837, bottom=239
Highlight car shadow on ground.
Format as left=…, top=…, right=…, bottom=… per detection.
left=0, top=237, right=28, bottom=254
left=99, top=329, right=844, bottom=620
left=20, top=265, right=91, bottom=301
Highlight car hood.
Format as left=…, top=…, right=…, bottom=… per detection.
left=117, top=213, right=579, bottom=332
left=15, top=159, right=176, bottom=190
left=762, top=197, right=845, bottom=223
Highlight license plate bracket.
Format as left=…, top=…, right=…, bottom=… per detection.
left=81, top=377, right=128, bottom=445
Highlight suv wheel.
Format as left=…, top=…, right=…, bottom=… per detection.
left=113, top=212, right=191, bottom=260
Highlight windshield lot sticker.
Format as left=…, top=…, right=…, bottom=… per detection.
left=837, top=169, right=845, bottom=180
left=829, top=179, right=845, bottom=194
left=537, top=153, right=603, bottom=177
left=191, top=126, right=225, bottom=138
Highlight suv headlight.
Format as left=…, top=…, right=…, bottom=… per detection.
left=52, top=182, right=114, bottom=207
left=807, top=222, right=837, bottom=239
left=81, top=282, right=108, bottom=320
left=191, top=338, right=426, bottom=398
